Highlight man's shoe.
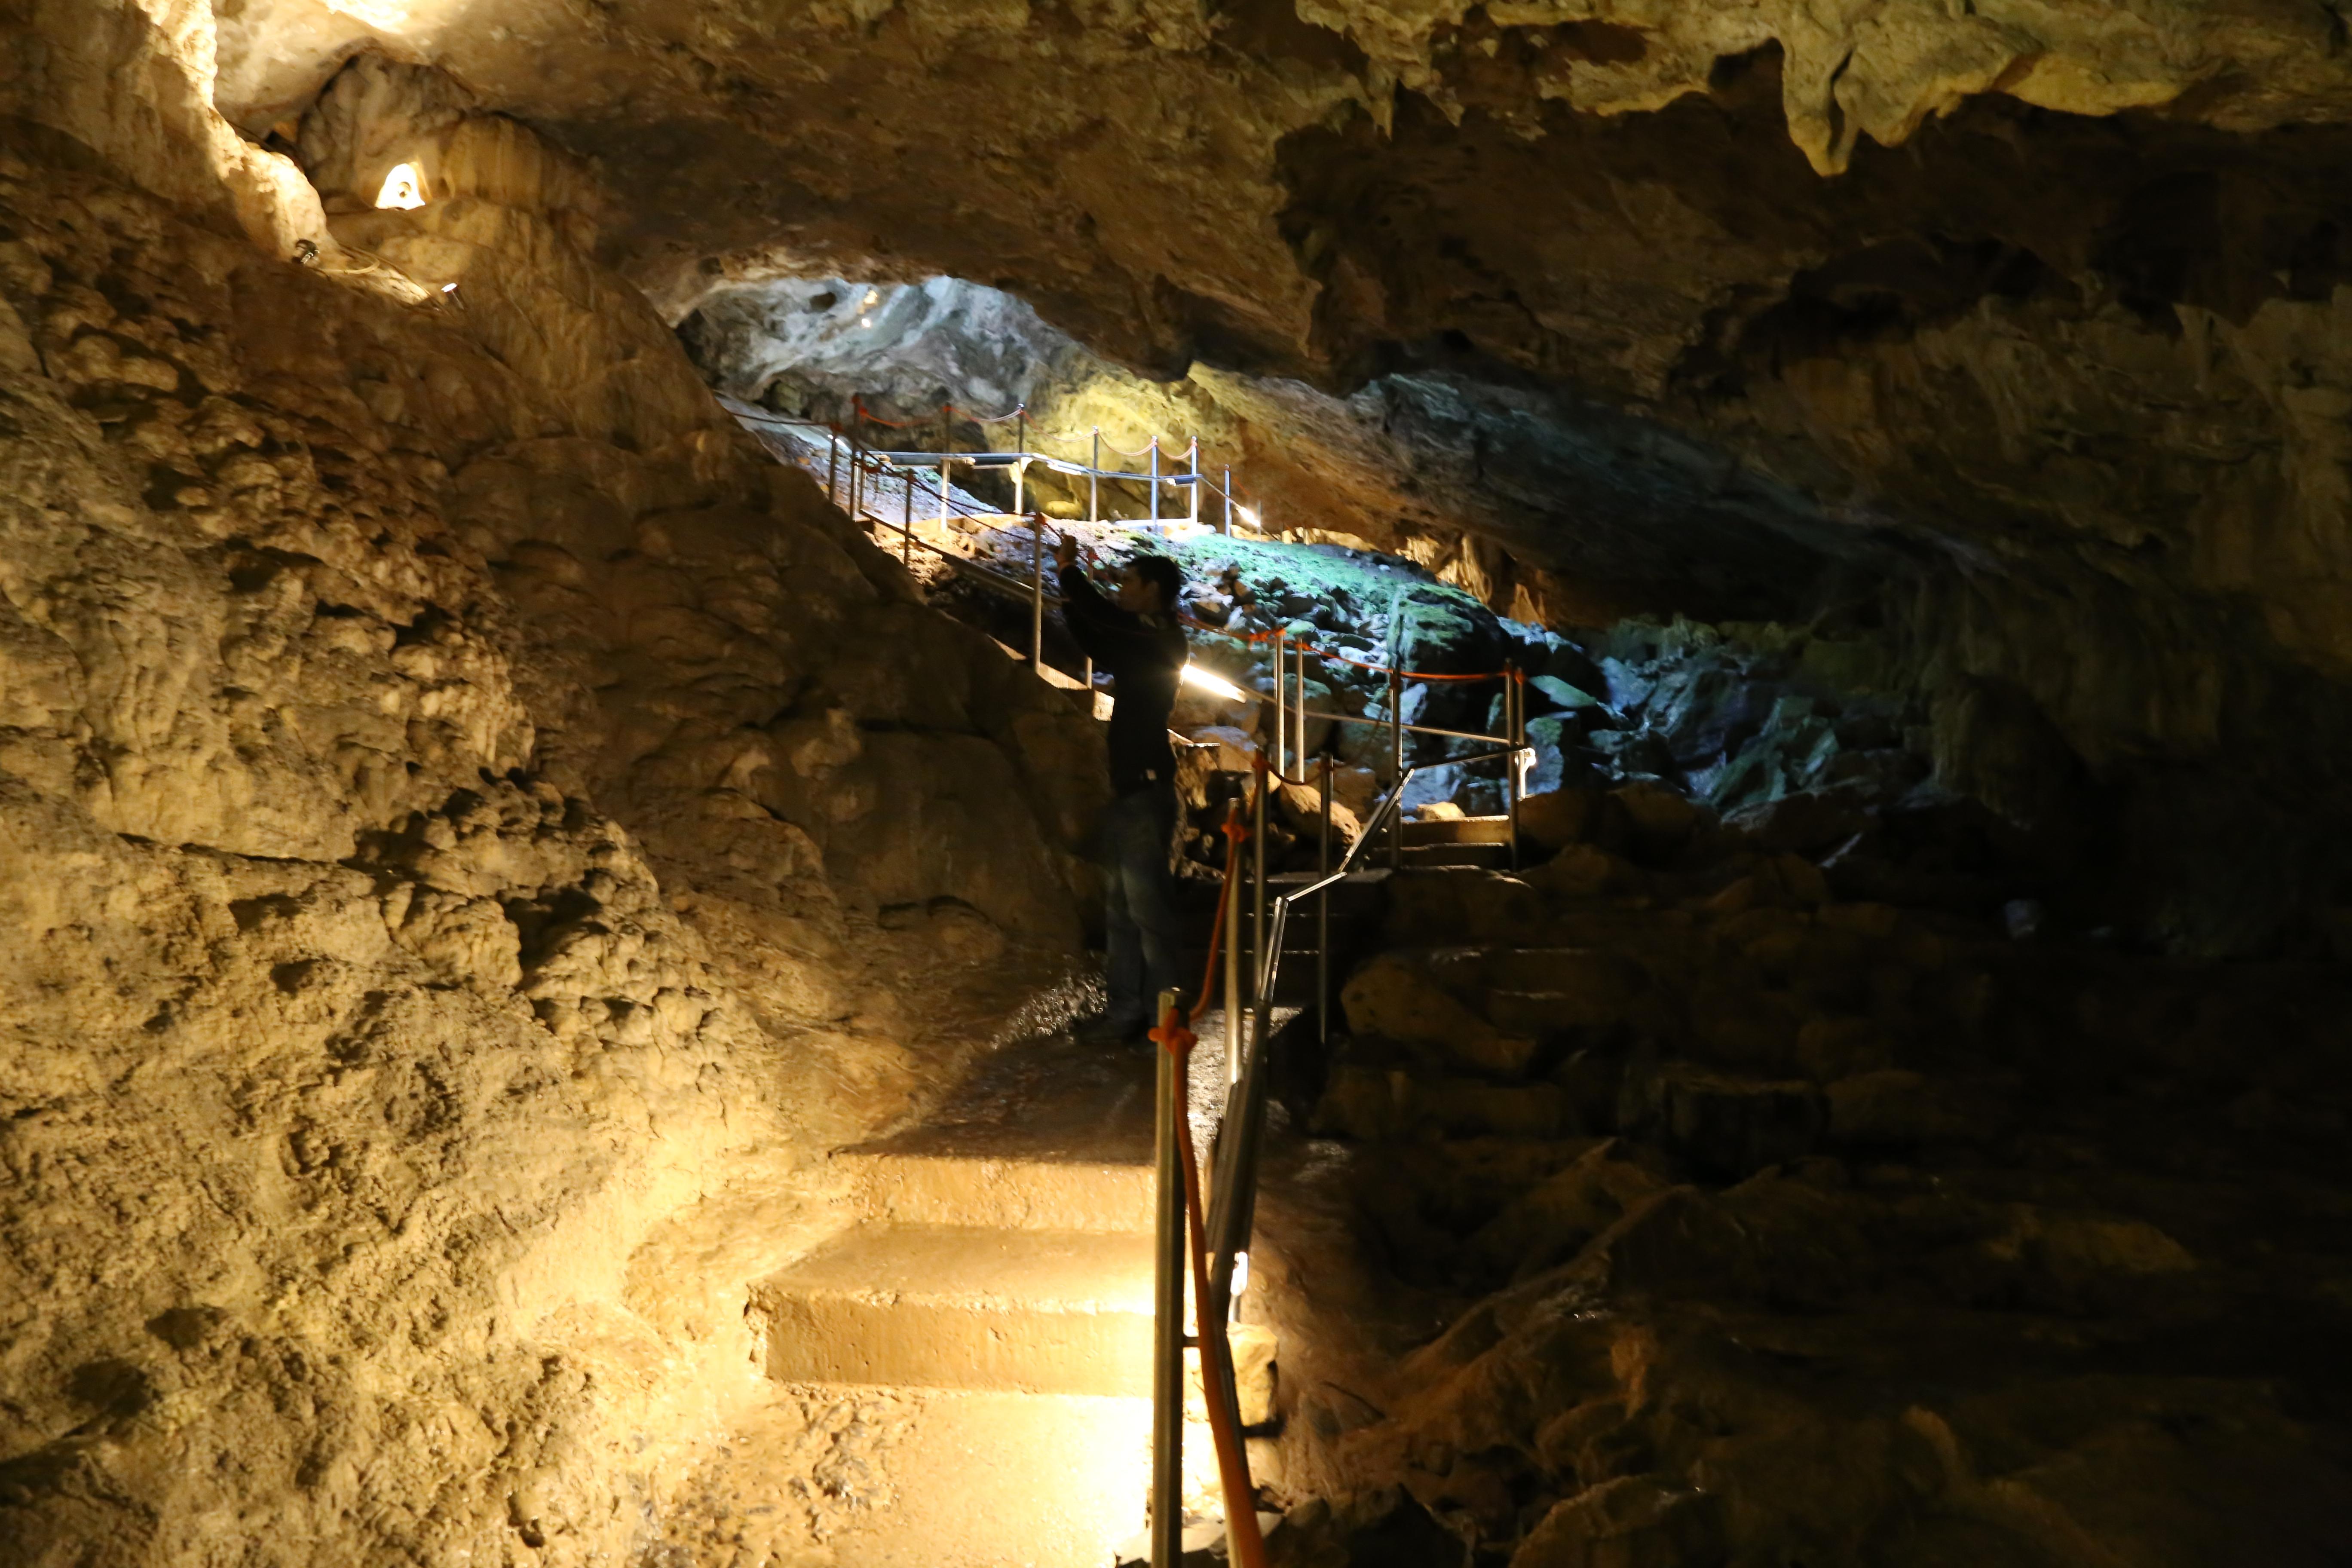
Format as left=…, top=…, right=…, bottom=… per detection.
left=1072, top=1011, right=1148, bottom=1046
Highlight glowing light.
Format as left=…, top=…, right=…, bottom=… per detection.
left=858, top=315, right=873, bottom=329
left=374, top=162, right=426, bottom=210
left=440, top=283, right=458, bottom=294
left=1232, top=1250, right=1250, bottom=1298
left=1234, top=504, right=1261, bottom=530
left=861, top=288, right=881, bottom=307
left=1181, top=663, right=1248, bottom=702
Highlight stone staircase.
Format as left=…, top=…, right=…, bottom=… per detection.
left=743, top=1032, right=1240, bottom=1566
left=1398, top=812, right=1516, bottom=870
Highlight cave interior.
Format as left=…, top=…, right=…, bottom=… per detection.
left=5, top=3, right=2352, bottom=1566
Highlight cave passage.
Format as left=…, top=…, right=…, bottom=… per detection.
left=7, top=8, right=2352, bottom=1568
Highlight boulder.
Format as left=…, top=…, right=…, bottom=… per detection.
left=1520, top=844, right=1642, bottom=902
left=1620, top=1061, right=1826, bottom=1179
left=1384, top=870, right=1544, bottom=945
left=1464, top=1140, right=1671, bottom=1282
left=1826, top=1070, right=2006, bottom=1145
left=1510, top=1475, right=1726, bottom=1568
left=1343, top=952, right=1540, bottom=1078
left=1519, top=788, right=1598, bottom=851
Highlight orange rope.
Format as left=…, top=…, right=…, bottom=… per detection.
left=851, top=396, right=922, bottom=430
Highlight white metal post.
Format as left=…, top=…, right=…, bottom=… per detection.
left=1508, top=668, right=1525, bottom=873
left=1271, top=636, right=1286, bottom=782
left=1029, top=502, right=1044, bottom=668
left=1090, top=429, right=1101, bottom=524
left=1223, top=466, right=1232, bottom=534
left=1149, top=437, right=1161, bottom=528
left=900, top=459, right=912, bottom=567
left=1388, top=666, right=1403, bottom=872
left=1318, top=753, right=1331, bottom=1047
left=1150, top=984, right=1185, bottom=1568
left=1224, top=800, right=1243, bottom=1087
left=1188, top=438, right=1200, bottom=527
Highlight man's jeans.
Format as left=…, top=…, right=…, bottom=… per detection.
left=1098, top=783, right=1182, bottom=1028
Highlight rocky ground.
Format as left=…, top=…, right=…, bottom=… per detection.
left=1236, top=803, right=2352, bottom=1566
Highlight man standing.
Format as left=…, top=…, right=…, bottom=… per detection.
left=1054, top=528, right=1188, bottom=1044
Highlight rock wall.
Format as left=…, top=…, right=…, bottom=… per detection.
left=245, top=0, right=2342, bottom=955
left=0, top=14, right=1103, bottom=1564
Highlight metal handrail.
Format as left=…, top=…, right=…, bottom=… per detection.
left=1197, top=749, right=1527, bottom=1327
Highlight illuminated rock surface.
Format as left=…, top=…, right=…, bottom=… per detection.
left=3, top=3, right=2352, bottom=1565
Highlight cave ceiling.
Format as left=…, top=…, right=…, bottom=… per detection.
left=214, top=3, right=2352, bottom=682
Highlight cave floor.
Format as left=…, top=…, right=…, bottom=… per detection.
left=662, top=1026, right=1266, bottom=1566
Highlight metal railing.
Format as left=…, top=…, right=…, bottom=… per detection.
left=723, top=389, right=1543, bottom=1568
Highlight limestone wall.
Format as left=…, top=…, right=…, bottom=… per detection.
left=0, top=12, right=1102, bottom=1563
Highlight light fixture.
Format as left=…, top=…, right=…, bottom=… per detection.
left=1234, top=504, right=1261, bottom=530
left=1232, top=1250, right=1250, bottom=1298
left=861, top=288, right=881, bottom=308
left=1180, top=663, right=1248, bottom=702
left=374, top=162, right=425, bottom=210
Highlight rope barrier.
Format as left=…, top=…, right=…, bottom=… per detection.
left=945, top=401, right=1029, bottom=425
left=850, top=396, right=923, bottom=429
left=1096, top=432, right=1172, bottom=459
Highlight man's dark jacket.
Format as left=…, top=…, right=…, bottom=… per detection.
left=1060, top=564, right=1187, bottom=796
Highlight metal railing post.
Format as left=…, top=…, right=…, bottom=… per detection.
left=849, top=400, right=864, bottom=521
left=1224, top=799, right=1243, bottom=1087
left=1317, top=753, right=1331, bottom=1047
left=1189, top=438, right=1201, bottom=527
left=1029, top=509, right=1044, bottom=667
left=825, top=423, right=839, bottom=505
left=1271, top=636, right=1286, bottom=782
left=1223, top=466, right=1233, bottom=534
left=1151, top=984, right=1185, bottom=1568
left=1014, top=409, right=1028, bottom=515
left=1090, top=429, right=1101, bottom=524
left=1149, top=437, right=1161, bottom=528
left=1387, top=666, right=1403, bottom=872
left=1251, top=767, right=1268, bottom=1029
left=1507, top=666, right=1523, bottom=872
left=899, top=459, right=913, bottom=567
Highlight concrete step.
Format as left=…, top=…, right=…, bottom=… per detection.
left=836, top=1148, right=1154, bottom=1233
left=1401, top=842, right=1512, bottom=870
left=753, top=1222, right=1158, bottom=1396
left=1403, top=813, right=1513, bottom=845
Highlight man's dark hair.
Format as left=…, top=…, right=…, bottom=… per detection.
left=1131, top=554, right=1182, bottom=610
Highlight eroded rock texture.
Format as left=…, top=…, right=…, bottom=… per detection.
left=0, top=18, right=1104, bottom=1562
left=1248, top=824, right=2352, bottom=1567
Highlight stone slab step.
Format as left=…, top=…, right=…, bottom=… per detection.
left=753, top=1223, right=1157, bottom=1396
left=836, top=1148, right=1154, bottom=1233
left=1403, top=813, right=1514, bottom=845
left=1400, top=842, right=1512, bottom=869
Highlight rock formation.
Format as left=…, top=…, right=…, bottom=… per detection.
left=8, top=1, right=2352, bottom=1564
left=0, top=13, right=1103, bottom=1562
